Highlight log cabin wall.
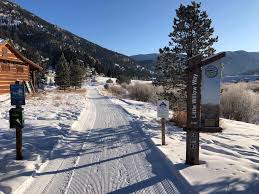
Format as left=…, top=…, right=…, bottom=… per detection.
left=0, top=44, right=30, bottom=94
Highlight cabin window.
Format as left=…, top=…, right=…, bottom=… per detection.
left=17, top=66, right=24, bottom=73
left=1, top=64, right=10, bottom=71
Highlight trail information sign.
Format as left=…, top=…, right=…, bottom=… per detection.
left=185, top=52, right=225, bottom=165
left=157, top=100, right=169, bottom=119
left=201, top=63, right=222, bottom=128
left=9, top=107, right=24, bottom=128
left=10, top=83, right=25, bottom=106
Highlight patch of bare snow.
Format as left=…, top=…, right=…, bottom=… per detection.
left=0, top=90, right=88, bottom=193
left=131, top=80, right=153, bottom=85
left=96, top=76, right=117, bottom=84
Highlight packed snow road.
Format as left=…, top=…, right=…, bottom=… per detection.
left=21, top=89, right=193, bottom=194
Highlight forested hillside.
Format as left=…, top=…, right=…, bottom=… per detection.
left=0, top=0, right=150, bottom=78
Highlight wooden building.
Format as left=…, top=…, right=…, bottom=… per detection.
left=0, top=39, right=42, bottom=94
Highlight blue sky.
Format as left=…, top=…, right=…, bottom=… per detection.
left=15, top=0, right=259, bottom=56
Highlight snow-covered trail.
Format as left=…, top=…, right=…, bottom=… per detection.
left=21, top=89, right=193, bottom=194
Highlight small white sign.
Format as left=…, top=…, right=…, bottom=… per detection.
left=157, top=100, right=169, bottom=119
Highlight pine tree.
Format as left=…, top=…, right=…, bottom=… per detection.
left=85, top=66, right=93, bottom=79
left=107, top=69, right=112, bottom=77
left=70, top=62, right=84, bottom=89
left=156, top=1, right=218, bottom=111
left=55, top=53, right=70, bottom=90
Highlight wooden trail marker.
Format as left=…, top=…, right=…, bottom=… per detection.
left=157, top=100, right=169, bottom=145
left=185, top=52, right=225, bottom=165
left=186, top=55, right=202, bottom=165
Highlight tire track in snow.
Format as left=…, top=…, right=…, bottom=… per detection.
left=64, top=97, right=97, bottom=194
left=21, top=91, right=96, bottom=194
left=67, top=89, right=188, bottom=194
left=24, top=89, right=193, bottom=194
left=67, top=92, right=130, bottom=193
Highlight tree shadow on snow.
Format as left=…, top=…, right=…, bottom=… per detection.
left=193, top=173, right=259, bottom=194
left=0, top=123, right=71, bottom=186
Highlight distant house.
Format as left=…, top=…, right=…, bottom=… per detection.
left=0, top=39, right=43, bottom=94
left=45, top=67, right=56, bottom=85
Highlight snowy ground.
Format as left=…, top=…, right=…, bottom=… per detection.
left=131, top=80, right=153, bottom=85
left=95, top=76, right=153, bottom=85
left=96, top=76, right=117, bottom=84
left=5, top=88, right=192, bottom=194
left=0, top=89, right=88, bottom=193
left=1, top=79, right=258, bottom=194
left=107, top=95, right=259, bottom=194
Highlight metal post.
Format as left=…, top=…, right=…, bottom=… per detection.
left=161, top=118, right=165, bottom=145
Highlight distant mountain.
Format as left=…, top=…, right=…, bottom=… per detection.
left=131, top=51, right=259, bottom=76
left=0, top=0, right=151, bottom=79
left=130, top=54, right=159, bottom=74
left=131, top=53, right=159, bottom=62
left=222, top=51, right=259, bottom=76
left=243, top=68, right=259, bottom=75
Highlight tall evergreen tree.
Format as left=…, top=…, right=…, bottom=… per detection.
left=70, top=62, right=85, bottom=89
left=55, top=53, right=70, bottom=90
left=156, top=1, right=218, bottom=111
left=85, top=66, right=93, bottom=79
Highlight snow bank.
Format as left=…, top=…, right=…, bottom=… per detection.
left=131, top=80, right=153, bottom=85
left=0, top=90, right=88, bottom=193
left=0, top=94, right=9, bottom=102
left=96, top=76, right=153, bottom=86
left=109, top=97, right=259, bottom=194
left=96, top=76, right=117, bottom=84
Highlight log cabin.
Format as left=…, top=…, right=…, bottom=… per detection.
left=0, top=39, right=42, bottom=94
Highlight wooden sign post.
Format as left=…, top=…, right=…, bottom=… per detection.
left=157, top=100, right=169, bottom=145
left=16, top=122, right=23, bottom=160
left=161, top=118, right=165, bottom=145
left=185, top=52, right=225, bottom=165
left=10, top=81, right=25, bottom=160
left=186, top=55, right=202, bottom=165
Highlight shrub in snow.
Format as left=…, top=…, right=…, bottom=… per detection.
left=220, top=83, right=256, bottom=123
left=120, top=82, right=128, bottom=89
left=91, top=78, right=97, bottom=82
left=171, top=111, right=187, bottom=127
left=116, top=75, right=131, bottom=84
left=106, top=79, right=113, bottom=84
left=127, top=83, right=156, bottom=102
left=104, top=84, right=109, bottom=90
left=109, top=85, right=127, bottom=97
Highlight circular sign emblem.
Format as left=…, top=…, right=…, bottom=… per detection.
left=205, top=65, right=218, bottom=78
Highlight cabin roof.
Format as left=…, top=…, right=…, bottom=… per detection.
left=0, top=39, right=43, bottom=71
